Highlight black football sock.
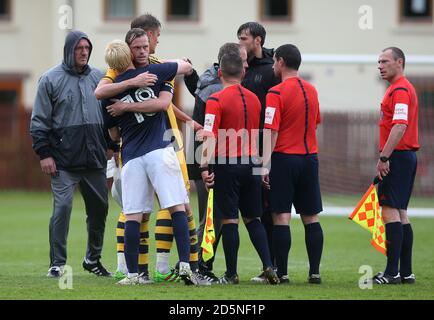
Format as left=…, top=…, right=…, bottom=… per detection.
left=400, top=224, right=413, bottom=277
left=384, top=222, right=403, bottom=276
left=261, top=213, right=275, bottom=265
left=246, top=219, right=273, bottom=269
left=222, top=223, right=239, bottom=278
left=272, top=225, right=291, bottom=278
left=304, top=222, right=324, bottom=276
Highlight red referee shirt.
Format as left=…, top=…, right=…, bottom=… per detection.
left=379, top=76, right=419, bottom=152
left=264, top=77, right=321, bottom=155
left=204, top=84, right=261, bottom=158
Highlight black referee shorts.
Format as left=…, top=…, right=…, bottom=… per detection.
left=378, top=150, right=417, bottom=210
left=214, top=162, right=263, bottom=220
left=269, top=153, right=323, bottom=215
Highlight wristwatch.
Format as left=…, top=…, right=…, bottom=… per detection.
left=380, top=156, right=390, bottom=163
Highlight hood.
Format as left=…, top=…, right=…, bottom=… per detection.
left=249, top=47, right=275, bottom=66
left=62, top=30, right=93, bottom=75
left=197, top=63, right=220, bottom=91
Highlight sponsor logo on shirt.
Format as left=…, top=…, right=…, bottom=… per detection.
left=265, top=107, right=276, bottom=125
left=204, top=114, right=216, bottom=132
left=393, top=103, right=408, bottom=121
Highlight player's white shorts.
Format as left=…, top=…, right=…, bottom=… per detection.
left=121, top=147, right=188, bottom=215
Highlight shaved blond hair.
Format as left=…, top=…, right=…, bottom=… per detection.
left=104, top=40, right=132, bottom=74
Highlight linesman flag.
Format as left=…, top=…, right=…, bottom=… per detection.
left=201, top=188, right=216, bottom=262
left=349, top=178, right=386, bottom=255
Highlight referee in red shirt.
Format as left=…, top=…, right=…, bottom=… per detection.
left=263, top=44, right=323, bottom=284
left=372, top=47, right=419, bottom=285
left=200, top=53, right=279, bottom=285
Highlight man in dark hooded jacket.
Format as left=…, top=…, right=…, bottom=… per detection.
left=238, top=22, right=281, bottom=282
left=30, top=31, right=111, bottom=278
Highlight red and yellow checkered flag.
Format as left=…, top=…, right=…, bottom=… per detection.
left=201, top=189, right=216, bottom=262
left=349, top=179, right=386, bottom=255
left=370, top=202, right=386, bottom=255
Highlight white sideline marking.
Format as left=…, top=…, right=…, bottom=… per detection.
left=322, top=207, right=434, bottom=217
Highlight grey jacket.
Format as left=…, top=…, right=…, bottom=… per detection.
left=188, top=64, right=223, bottom=180
left=196, top=63, right=223, bottom=105
left=192, top=63, right=223, bottom=126
left=30, top=31, right=107, bottom=171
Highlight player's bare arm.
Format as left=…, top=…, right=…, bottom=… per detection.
left=172, top=103, right=203, bottom=131
left=377, top=123, right=407, bottom=180
left=107, top=91, right=173, bottom=116
left=199, top=135, right=216, bottom=190
left=174, top=59, right=193, bottom=76
left=163, top=57, right=195, bottom=76
left=95, top=72, right=158, bottom=100
left=153, top=59, right=192, bottom=75
left=108, top=127, right=121, bottom=143
left=261, top=129, right=278, bottom=189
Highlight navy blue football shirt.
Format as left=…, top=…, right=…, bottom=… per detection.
left=103, top=62, right=178, bottom=165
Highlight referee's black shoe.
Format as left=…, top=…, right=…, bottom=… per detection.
left=401, top=274, right=416, bottom=284
left=218, top=273, right=240, bottom=285
left=308, top=274, right=322, bottom=284
left=82, top=260, right=112, bottom=277
left=279, top=275, right=290, bottom=284
left=371, top=272, right=401, bottom=285
left=199, top=270, right=220, bottom=283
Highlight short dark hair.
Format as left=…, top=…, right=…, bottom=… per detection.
left=218, top=43, right=241, bottom=64
left=237, top=22, right=266, bottom=47
left=275, top=44, right=302, bottom=71
left=383, top=47, right=406, bottom=69
left=220, top=53, right=244, bottom=78
left=131, top=14, right=161, bottom=32
left=125, top=28, right=147, bottom=46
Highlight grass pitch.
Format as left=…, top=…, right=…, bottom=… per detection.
left=0, top=191, right=433, bottom=300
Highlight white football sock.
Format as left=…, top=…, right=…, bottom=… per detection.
left=179, top=262, right=190, bottom=270
left=117, top=253, right=128, bottom=273
left=156, top=252, right=170, bottom=274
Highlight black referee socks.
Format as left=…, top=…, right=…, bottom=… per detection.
left=222, top=223, right=240, bottom=278
left=246, top=219, right=273, bottom=269
left=400, top=223, right=414, bottom=277
left=385, top=221, right=403, bottom=276
left=272, top=225, right=291, bottom=278
left=304, top=222, right=324, bottom=276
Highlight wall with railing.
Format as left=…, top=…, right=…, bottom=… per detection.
left=1, top=108, right=432, bottom=196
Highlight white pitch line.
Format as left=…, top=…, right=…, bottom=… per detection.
left=321, top=207, right=434, bottom=217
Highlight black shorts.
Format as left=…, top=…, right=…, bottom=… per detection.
left=269, top=153, right=323, bottom=215
left=213, top=162, right=263, bottom=220
left=378, top=150, right=417, bottom=210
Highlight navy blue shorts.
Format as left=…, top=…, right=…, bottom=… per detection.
left=269, top=153, right=323, bottom=215
left=378, top=150, right=417, bottom=210
left=213, top=163, right=263, bottom=220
